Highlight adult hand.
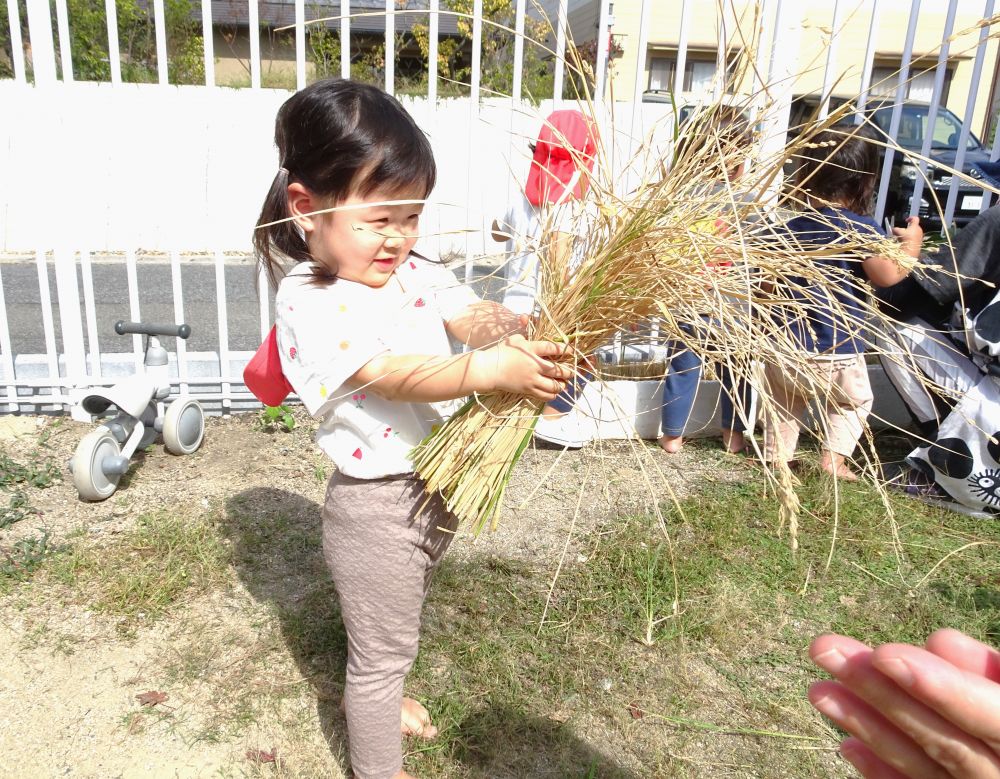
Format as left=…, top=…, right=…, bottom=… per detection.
left=808, top=629, right=1000, bottom=778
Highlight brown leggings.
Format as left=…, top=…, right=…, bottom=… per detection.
left=321, top=472, right=457, bottom=779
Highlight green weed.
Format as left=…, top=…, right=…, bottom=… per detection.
left=258, top=405, right=296, bottom=434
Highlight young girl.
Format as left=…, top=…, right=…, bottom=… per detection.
left=254, top=78, right=572, bottom=779
left=764, top=122, right=923, bottom=480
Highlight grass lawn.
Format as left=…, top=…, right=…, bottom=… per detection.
left=1, top=417, right=998, bottom=778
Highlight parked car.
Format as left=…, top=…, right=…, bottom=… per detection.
left=789, top=94, right=994, bottom=229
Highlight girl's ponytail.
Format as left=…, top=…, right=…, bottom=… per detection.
left=253, top=167, right=311, bottom=291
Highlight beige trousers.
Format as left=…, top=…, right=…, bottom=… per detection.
left=762, top=354, right=874, bottom=462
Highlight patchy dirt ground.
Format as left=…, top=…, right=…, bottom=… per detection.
left=0, top=411, right=783, bottom=779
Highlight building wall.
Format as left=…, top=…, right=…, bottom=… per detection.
left=606, top=0, right=998, bottom=136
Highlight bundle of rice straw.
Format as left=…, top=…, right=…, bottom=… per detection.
left=412, top=6, right=998, bottom=535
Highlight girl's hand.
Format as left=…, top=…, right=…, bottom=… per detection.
left=491, top=335, right=573, bottom=400
left=808, top=630, right=1000, bottom=778
left=892, top=215, right=924, bottom=258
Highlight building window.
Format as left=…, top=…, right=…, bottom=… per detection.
left=870, top=65, right=952, bottom=104
left=649, top=54, right=727, bottom=94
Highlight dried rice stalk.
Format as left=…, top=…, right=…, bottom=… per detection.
left=412, top=5, right=1000, bottom=535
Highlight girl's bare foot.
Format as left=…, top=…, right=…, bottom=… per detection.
left=820, top=453, right=858, bottom=481
left=658, top=434, right=684, bottom=453
left=340, top=696, right=438, bottom=740
left=401, top=697, right=438, bottom=739
left=721, top=429, right=745, bottom=454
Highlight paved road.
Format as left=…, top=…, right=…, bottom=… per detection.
left=1, top=258, right=506, bottom=356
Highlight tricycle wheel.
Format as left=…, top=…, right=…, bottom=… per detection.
left=71, top=428, right=122, bottom=501
left=163, top=397, right=204, bottom=455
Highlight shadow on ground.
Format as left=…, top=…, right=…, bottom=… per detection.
left=220, top=485, right=637, bottom=778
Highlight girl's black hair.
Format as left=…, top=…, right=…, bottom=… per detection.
left=796, top=122, right=880, bottom=216
left=254, top=78, right=437, bottom=288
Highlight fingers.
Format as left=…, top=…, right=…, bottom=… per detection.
left=871, top=642, right=1000, bottom=748
left=808, top=681, right=946, bottom=779
left=840, top=737, right=915, bottom=779
left=925, top=629, right=1000, bottom=683
left=811, top=634, right=1000, bottom=778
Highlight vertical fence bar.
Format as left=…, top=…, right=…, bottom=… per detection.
left=34, top=251, right=60, bottom=399
left=874, top=0, right=921, bottom=225
left=552, top=0, right=568, bottom=102
left=909, top=0, right=957, bottom=219
left=170, top=250, right=190, bottom=395
left=213, top=251, right=231, bottom=410
left=257, top=268, right=270, bottom=342
left=512, top=0, right=525, bottom=101
left=759, top=0, right=800, bottom=204
left=594, top=0, right=611, bottom=103
left=818, top=0, right=843, bottom=119
left=0, top=265, right=17, bottom=411
left=79, top=249, right=101, bottom=380
left=674, top=0, right=691, bottom=98
left=384, top=0, right=394, bottom=95
left=153, top=0, right=168, bottom=84
left=428, top=0, right=439, bottom=102
left=464, top=0, right=482, bottom=284
left=629, top=0, right=652, bottom=145
left=202, top=0, right=215, bottom=86
left=125, top=249, right=143, bottom=370
left=54, top=0, right=72, bottom=81
left=295, top=0, right=305, bottom=89
left=248, top=0, right=260, bottom=88
left=53, top=248, right=86, bottom=395
left=714, top=1, right=727, bottom=100
left=340, top=0, right=350, bottom=79
left=750, top=0, right=774, bottom=113
left=105, top=0, right=122, bottom=84
left=947, top=0, right=996, bottom=221
left=6, top=0, right=26, bottom=82
left=25, top=0, right=57, bottom=84
left=856, top=0, right=881, bottom=119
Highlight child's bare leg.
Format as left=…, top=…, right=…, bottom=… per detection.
left=658, top=434, right=684, bottom=453
left=721, top=428, right=745, bottom=454
left=820, top=451, right=858, bottom=481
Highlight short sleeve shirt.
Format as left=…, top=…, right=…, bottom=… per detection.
left=782, top=207, right=883, bottom=355
left=275, top=257, right=479, bottom=478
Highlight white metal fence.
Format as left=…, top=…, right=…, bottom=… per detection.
left=2, top=0, right=999, bottom=415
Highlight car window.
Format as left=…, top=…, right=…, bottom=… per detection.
left=871, top=105, right=982, bottom=151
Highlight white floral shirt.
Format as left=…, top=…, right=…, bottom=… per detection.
left=275, top=257, right=479, bottom=478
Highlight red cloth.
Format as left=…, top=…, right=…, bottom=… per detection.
left=243, top=325, right=293, bottom=407
left=524, top=110, right=598, bottom=206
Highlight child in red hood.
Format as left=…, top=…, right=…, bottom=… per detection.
left=492, top=110, right=598, bottom=447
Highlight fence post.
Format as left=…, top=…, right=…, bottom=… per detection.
left=24, top=0, right=57, bottom=85
left=53, top=247, right=89, bottom=418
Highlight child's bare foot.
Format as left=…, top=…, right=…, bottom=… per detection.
left=340, top=697, right=438, bottom=740
left=401, top=697, right=438, bottom=739
left=391, top=771, right=418, bottom=779
left=721, top=429, right=745, bottom=454
left=820, top=453, right=858, bottom=481
left=658, top=434, right=684, bottom=453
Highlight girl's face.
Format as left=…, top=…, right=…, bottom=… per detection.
left=308, top=187, right=425, bottom=288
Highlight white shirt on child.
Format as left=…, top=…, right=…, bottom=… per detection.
left=497, top=194, right=590, bottom=316
left=275, top=257, right=479, bottom=478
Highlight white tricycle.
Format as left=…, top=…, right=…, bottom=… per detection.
left=69, top=320, right=205, bottom=501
